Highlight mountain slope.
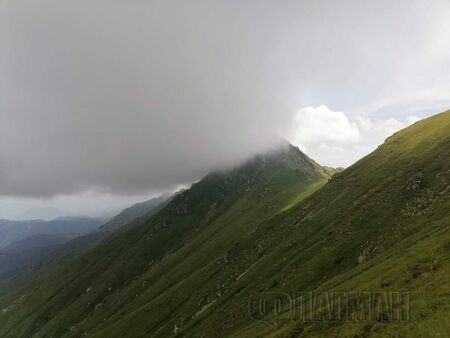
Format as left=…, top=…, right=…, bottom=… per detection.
left=190, top=110, right=449, bottom=337
left=0, top=216, right=103, bottom=280
left=0, top=195, right=170, bottom=281
left=98, top=194, right=170, bottom=233
left=0, top=234, right=82, bottom=280
left=0, top=110, right=448, bottom=337
left=0, top=144, right=331, bottom=337
left=226, top=110, right=450, bottom=337
left=0, top=234, right=78, bottom=254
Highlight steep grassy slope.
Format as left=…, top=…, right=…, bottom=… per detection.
left=0, top=110, right=448, bottom=337
left=191, top=110, right=449, bottom=337
left=0, top=144, right=330, bottom=337
left=98, top=194, right=170, bottom=233
left=0, top=234, right=81, bottom=279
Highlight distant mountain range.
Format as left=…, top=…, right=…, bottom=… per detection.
left=0, top=110, right=449, bottom=337
left=0, top=195, right=170, bottom=280
left=0, top=217, right=102, bottom=249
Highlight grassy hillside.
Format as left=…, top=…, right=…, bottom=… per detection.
left=0, top=144, right=330, bottom=337
left=233, top=110, right=450, bottom=337
left=0, top=110, right=448, bottom=337
left=98, top=195, right=170, bottom=233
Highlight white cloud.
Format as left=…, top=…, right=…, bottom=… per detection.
left=290, top=105, right=360, bottom=150
left=288, top=106, right=422, bottom=168
left=407, top=115, right=421, bottom=125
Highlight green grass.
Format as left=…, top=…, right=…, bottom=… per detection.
left=0, top=144, right=329, bottom=337
left=0, top=110, right=449, bottom=337
left=280, top=178, right=328, bottom=212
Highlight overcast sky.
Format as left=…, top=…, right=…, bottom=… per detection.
left=1, top=0, right=449, bottom=218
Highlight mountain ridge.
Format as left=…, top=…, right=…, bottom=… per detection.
left=0, top=111, right=449, bottom=337
left=0, top=143, right=331, bottom=337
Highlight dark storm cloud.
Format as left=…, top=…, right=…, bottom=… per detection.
left=0, top=0, right=449, bottom=197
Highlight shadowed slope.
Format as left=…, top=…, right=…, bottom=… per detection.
left=1, top=110, right=448, bottom=337
left=0, top=144, right=330, bottom=337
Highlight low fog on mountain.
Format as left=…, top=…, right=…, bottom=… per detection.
left=0, top=2, right=449, bottom=337
left=1, top=1, right=449, bottom=216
